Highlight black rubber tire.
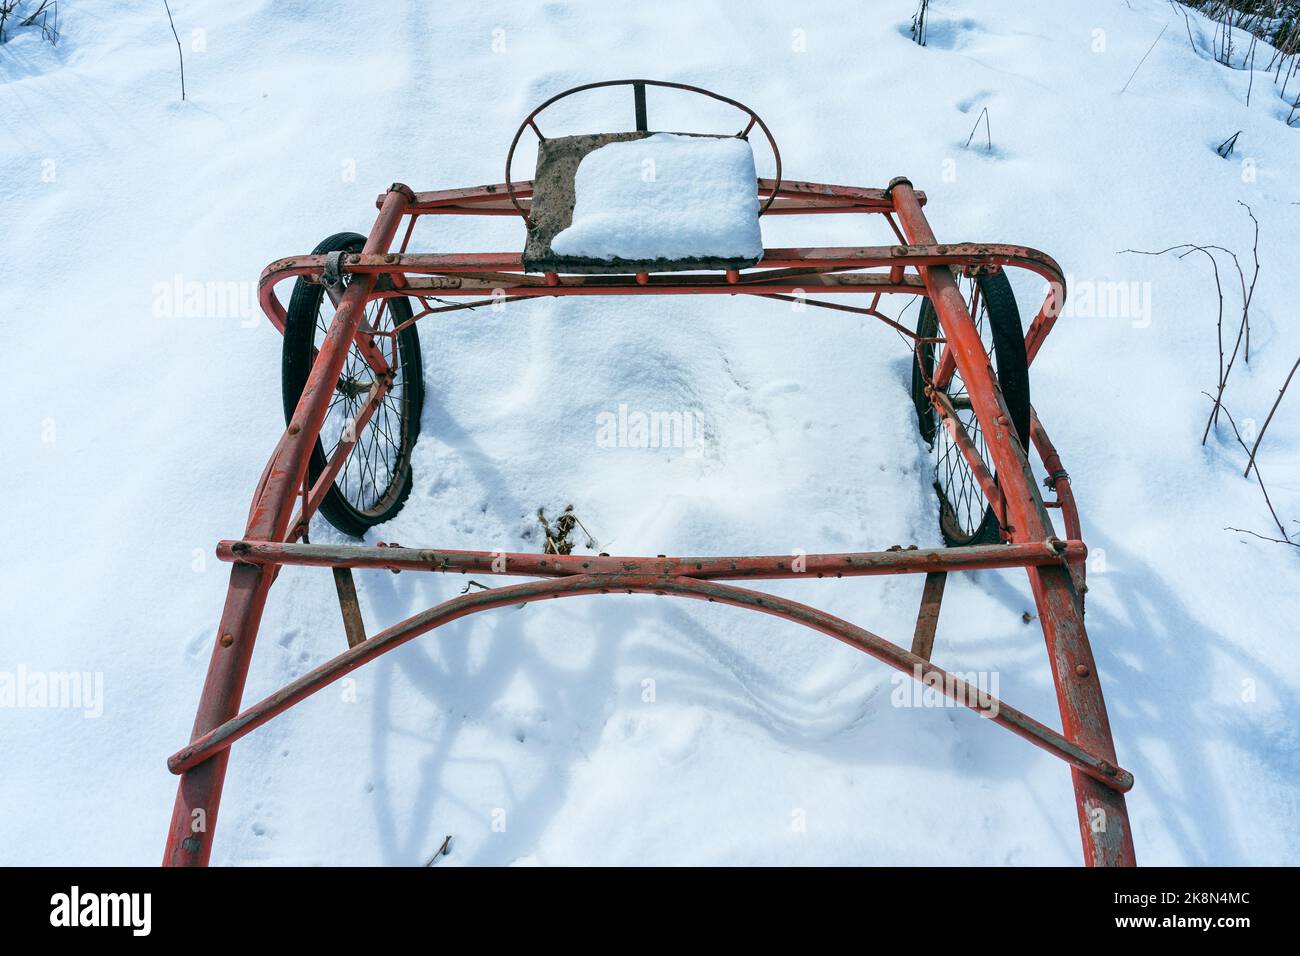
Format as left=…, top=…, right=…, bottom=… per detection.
left=281, top=232, right=424, bottom=538
left=910, top=270, right=1030, bottom=546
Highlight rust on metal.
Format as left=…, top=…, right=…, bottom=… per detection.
left=910, top=571, right=947, bottom=661
left=214, top=538, right=1087, bottom=580
left=331, top=567, right=367, bottom=649
left=167, top=82, right=1134, bottom=869
left=893, top=180, right=1132, bottom=865
left=167, top=573, right=1134, bottom=796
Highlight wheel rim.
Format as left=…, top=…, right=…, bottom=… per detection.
left=925, top=277, right=998, bottom=543
left=313, top=285, right=414, bottom=518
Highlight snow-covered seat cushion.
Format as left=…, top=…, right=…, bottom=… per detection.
left=523, top=131, right=763, bottom=273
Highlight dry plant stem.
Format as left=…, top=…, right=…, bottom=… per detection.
left=1244, top=355, right=1300, bottom=478
left=1225, top=525, right=1300, bottom=547
left=1247, top=34, right=1257, bottom=105
left=911, top=0, right=929, bottom=46
left=1120, top=203, right=1257, bottom=444
left=1181, top=6, right=1198, bottom=52
left=1120, top=244, right=1226, bottom=440
left=1239, top=201, right=1258, bottom=362
left=1121, top=23, right=1170, bottom=94
left=1209, top=395, right=1292, bottom=542
left=163, top=0, right=185, bottom=101
left=965, top=108, right=991, bottom=150
left=1180, top=2, right=1300, bottom=103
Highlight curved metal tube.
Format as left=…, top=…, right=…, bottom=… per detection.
left=256, top=241, right=1068, bottom=352
left=503, top=78, right=783, bottom=222
left=168, top=572, right=1133, bottom=793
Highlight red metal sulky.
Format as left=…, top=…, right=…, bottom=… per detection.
left=165, top=81, right=1135, bottom=867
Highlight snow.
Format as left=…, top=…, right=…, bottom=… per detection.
left=550, top=132, right=763, bottom=262
left=2, top=0, right=1298, bottom=866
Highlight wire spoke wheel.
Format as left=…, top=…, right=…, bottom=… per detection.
left=282, top=232, right=425, bottom=537
left=910, top=270, right=1029, bottom=546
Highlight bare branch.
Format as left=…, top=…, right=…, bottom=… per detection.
left=1244, top=354, right=1300, bottom=478
left=163, top=0, right=185, bottom=101
left=1120, top=203, right=1258, bottom=443
left=1225, top=526, right=1300, bottom=547
left=964, top=107, right=991, bottom=151
left=1121, top=22, right=1170, bottom=94
left=1207, top=394, right=1292, bottom=542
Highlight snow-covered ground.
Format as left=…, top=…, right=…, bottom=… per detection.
left=2, top=0, right=1297, bottom=865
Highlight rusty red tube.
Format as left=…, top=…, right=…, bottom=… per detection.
left=891, top=179, right=1134, bottom=866
left=163, top=186, right=414, bottom=867
left=168, top=574, right=1134, bottom=794
left=216, top=538, right=1084, bottom=580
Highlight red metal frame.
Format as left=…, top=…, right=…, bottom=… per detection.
left=164, top=85, right=1134, bottom=867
